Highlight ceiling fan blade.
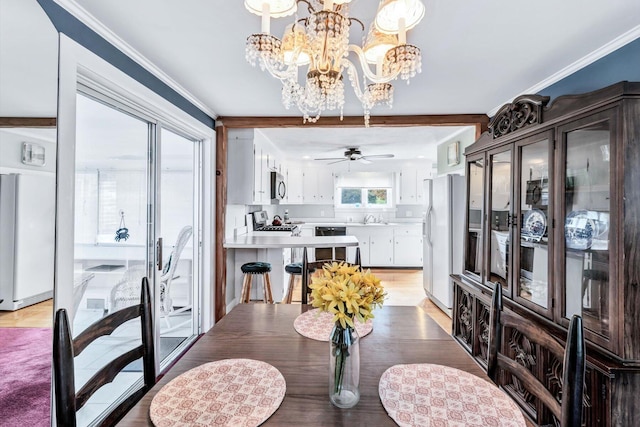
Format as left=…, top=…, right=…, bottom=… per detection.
left=327, top=158, right=348, bottom=165
left=362, top=154, right=394, bottom=159
left=314, top=157, right=346, bottom=161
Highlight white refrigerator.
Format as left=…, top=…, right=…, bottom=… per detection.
left=0, top=173, right=55, bottom=310
left=423, top=174, right=466, bottom=316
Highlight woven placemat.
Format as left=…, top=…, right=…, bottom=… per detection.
left=379, top=363, right=525, bottom=427
left=293, top=308, right=372, bottom=341
left=150, top=358, right=286, bottom=427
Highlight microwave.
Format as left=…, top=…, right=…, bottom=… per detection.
left=270, top=171, right=286, bottom=202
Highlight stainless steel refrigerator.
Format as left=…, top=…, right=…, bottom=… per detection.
left=422, top=174, right=466, bottom=316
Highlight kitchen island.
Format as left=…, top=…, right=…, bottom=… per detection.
left=223, top=235, right=359, bottom=305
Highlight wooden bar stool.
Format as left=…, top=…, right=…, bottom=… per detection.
left=240, top=262, right=273, bottom=304
left=282, top=262, right=316, bottom=304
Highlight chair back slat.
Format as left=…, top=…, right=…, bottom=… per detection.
left=488, top=282, right=585, bottom=426
left=53, top=277, right=156, bottom=427
left=73, top=305, right=141, bottom=356
left=75, top=346, right=145, bottom=410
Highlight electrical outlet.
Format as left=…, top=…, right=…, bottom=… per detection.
left=320, top=210, right=325, bottom=217
left=406, top=211, right=412, bottom=217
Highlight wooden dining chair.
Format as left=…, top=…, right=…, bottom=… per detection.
left=488, top=283, right=585, bottom=427
left=301, top=247, right=361, bottom=304
left=53, top=277, right=156, bottom=427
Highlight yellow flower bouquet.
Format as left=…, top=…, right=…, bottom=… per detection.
left=309, top=261, right=385, bottom=408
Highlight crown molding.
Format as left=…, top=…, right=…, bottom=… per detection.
left=487, top=25, right=640, bottom=117
left=53, top=0, right=218, bottom=119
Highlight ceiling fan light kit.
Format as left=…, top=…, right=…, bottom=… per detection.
left=244, top=0, right=425, bottom=127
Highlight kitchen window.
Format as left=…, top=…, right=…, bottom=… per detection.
left=337, top=187, right=392, bottom=208
left=335, top=172, right=394, bottom=209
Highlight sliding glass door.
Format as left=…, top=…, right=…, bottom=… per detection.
left=67, top=91, right=201, bottom=425
left=155, top=127, right=199, bottom=364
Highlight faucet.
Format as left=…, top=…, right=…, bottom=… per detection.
left=364, top=214, right=375, bottom=224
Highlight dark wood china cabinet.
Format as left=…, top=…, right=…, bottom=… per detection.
left=452, top=82, right=640, bottom=426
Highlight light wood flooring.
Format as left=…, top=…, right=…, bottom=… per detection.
left=290, top=268, right=452, bottom=333
left=0, top=269, right=452, bottom=333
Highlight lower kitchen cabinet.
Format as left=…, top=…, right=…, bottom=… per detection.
left=346, top=227, right=370, bottom=265
left=368, top=228, right=394, bottom=266
left=393, top=235, right=422, bottom=266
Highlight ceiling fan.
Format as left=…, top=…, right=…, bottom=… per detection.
left=314, top=147, right=394, bottom=165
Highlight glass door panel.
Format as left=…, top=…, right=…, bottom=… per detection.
left=73, top=92, right=150, bottom=424
left=157, top=127, right=198, bottom=365
left=563, top=120, right=611, bottom=338
left=465, top=157, right=484, bottom=279
left=73, top=93, right=149, bottom=330
left=488, top=150, right=512, bottom=293
left=517, top=138, right=551, bottom=311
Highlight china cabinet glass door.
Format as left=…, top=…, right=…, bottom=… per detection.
left=487, top=149, right=513, bottom=295
left=514, top=133, right=552, bottom=316
left=464, top=156, right=484, bottom=280
left=560, top=110, right=615, bottom=344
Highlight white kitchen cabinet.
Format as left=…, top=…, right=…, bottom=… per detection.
left=398, top=168, right=431, bottom=205
left=228, top=130, right=278, bottom=205
left=368, top=228, right=394, bottom=266
left=284, top=165, right=303, bottom=204
left=398, top=169, right=417, bottom=204
left=303, top=168, right=334, bottom=204
left=346, top=227, right=370, bottom=266
left=393, top=225, right=423, bottom=266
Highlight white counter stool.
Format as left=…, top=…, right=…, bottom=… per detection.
left=282, top=262, right=316, bottom=304
left=240, top=262, right=274, bottom=304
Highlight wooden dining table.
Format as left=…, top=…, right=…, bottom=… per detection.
left=118, top=304, right=492, bottom=426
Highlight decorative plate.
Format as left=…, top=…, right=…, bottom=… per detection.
left=149, top=359, right=286, bottom=427
left=565, top=210, right=598, bottom=250
left=293, top=308, right=372, bottom=341
left=522, top=209, right=546, bottom=241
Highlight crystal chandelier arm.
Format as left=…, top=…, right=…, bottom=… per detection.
left=261, top=55, right=298, bottom=81
left=348, top=44, right=401, bottom=83
left=343, top=59, right=365, bottom=102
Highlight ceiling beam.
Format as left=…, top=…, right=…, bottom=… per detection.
left=218, top=114, right=489, bottom=129
left=0, top=117, right=57, bottom=128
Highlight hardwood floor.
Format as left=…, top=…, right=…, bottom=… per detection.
left=0, top=268, right=452, bottom=333
left=0, top=299, right=53, bottom=328
left=290, top=268, right=452, bottom=333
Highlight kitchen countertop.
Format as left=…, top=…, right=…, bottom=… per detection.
left=223, top=235, right=359, bottom=249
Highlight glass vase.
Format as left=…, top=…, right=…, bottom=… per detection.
left=329, top=323, right=360, bottom=408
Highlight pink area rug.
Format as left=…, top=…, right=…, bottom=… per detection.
left=0, top=328, right=52, bottom=427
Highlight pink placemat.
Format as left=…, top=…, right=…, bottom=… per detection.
left=149, top=358, right=286, bottom=427
left=293, top=308, right=373, bottom=341
left=379, top=364, right=526, bottom=427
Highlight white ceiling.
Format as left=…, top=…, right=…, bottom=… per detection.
left=1, top=0, right=639, bottom=162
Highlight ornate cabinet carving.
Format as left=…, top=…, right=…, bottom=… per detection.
left=452, top=82, right=640, bottom=426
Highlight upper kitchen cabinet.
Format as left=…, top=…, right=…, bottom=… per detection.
left=227, top=129, right=284, bottom=205
left=398, top=167, right=431, bottom=204
left=283, top=164, right=303, bottom=204
left=303, top=167, right=334, bottom=204
left=452, top=82, right=640, bottom=426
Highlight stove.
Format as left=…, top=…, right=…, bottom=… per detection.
left=256, top=224, right=298, bottom=232
left=251, top=210, right=299, bottom=235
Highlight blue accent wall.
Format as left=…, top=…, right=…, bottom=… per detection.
left=37, top=0, right=215, bottom=129
left=538, top=37, right=640, bottom=100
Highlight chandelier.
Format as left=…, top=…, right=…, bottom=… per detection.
left=244, top=0, right=425, bottom=126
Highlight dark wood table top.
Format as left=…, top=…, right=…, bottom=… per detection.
left=118, top=304, right=489, bottom=426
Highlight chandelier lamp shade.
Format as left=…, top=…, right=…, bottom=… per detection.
left=244, top=0, right=425, bottom=126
